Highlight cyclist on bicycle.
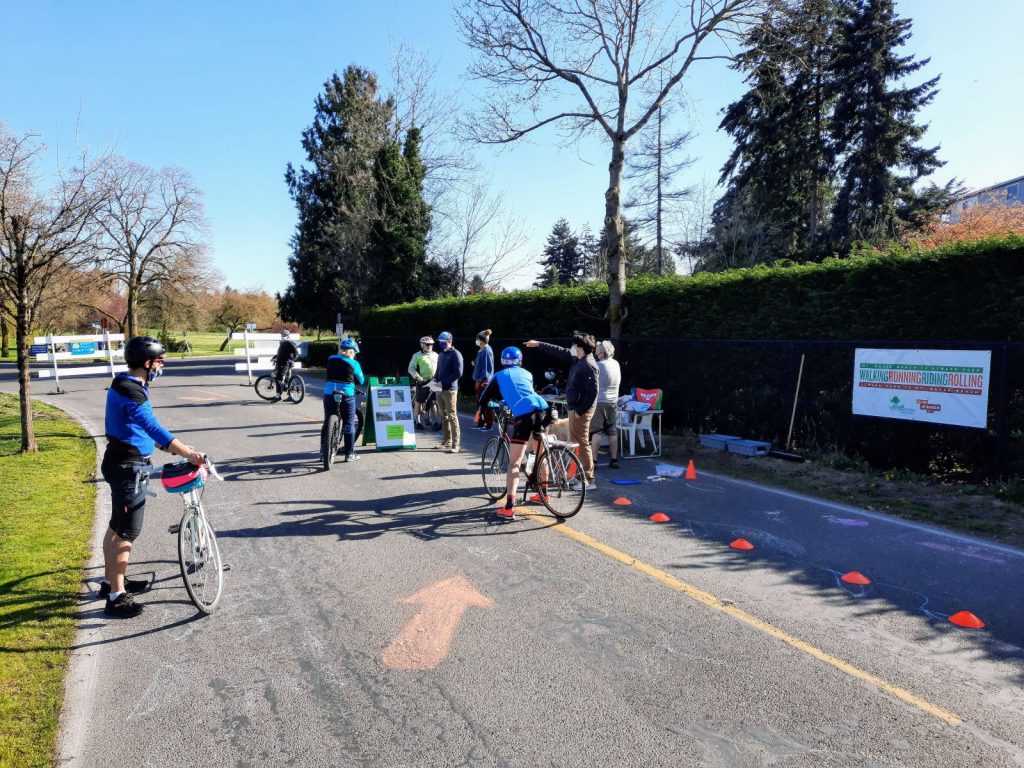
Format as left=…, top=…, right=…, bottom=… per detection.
left=477, top=346, right=552, bottom=520
left=100, top=336, right=206, bottom=618
left=323, top=338, right=365, bottom=462
left=272, top=330, right=300, bottom=398
left=408, top=335, right=438, bottom=429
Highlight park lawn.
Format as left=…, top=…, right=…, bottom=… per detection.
left=0, top=394, right=96, bottom=768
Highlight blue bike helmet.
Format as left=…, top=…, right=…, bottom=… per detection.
left=501, top=346, right=523, bottom=366
left=339, top=338, right=360, bottom=354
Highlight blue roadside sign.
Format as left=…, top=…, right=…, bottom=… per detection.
left=30, top=344, right=48, bottom=356
left=70, top=341, right=96, bottom=356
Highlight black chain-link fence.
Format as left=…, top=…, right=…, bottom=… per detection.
left=357, top=336, right=1023, bottom=481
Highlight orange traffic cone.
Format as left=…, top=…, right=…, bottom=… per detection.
left=730, top=538, right=754, bottom=550
left=613, top=497, right=632, bottom=506
left=841, top=571, right=871, bottom=586
left=685, top=460, right=697, bottom=480
left=948, top=611, right=985, bottom=629
left=650, top=512, right=670, bottom=523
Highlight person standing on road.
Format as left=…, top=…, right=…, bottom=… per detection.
left=432, top=330, right=463, bottom=453
left=323, top=338, right=366, bottom=462
left=590, top=340, right=622, bottom=469
left=471, top=328, right=495, bottom=432
left=100, top=336, right=206, bottom=618
left=524, top=332, right=599, bottom=489
left=408, top=335, right=438, bottom=429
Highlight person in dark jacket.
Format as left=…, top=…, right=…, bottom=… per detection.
left=101, top=336, right=206, bottom=618
left=272, top=330, right=300, bottom=397
left=431, top=331, right=464, bottom=453
left=524, top=331, right=599, bottom=488
left=323, top=338, right=365, bottom=462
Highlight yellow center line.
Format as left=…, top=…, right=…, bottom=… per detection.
left=301, top=416, right=320, bottom=423
left=522, top=510, right=963, bottom=726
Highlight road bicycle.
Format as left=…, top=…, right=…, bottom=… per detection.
left=255, top=359, right=305, bottom=404
left=321, top=385, right=366, bottom=470
left=481, top=403, right=586, bottom=518
left=417, top=387, right=443, bottom=431
left=146, top=457, right=226, bottom=614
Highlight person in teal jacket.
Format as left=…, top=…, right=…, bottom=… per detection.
left=323, top=338, right=365, bottom=462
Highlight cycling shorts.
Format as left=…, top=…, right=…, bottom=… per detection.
left=102, top=459, right=150, bottom=542
left=507, top=406, right=552, bottom=444
left=415, top=383, right=432, bottom=404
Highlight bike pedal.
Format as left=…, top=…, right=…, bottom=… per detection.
left=168, top=523, right=181, bottom=534
left=222, top=563, right=231, bottom=571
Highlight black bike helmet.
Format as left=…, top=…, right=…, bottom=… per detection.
left=124, top=335, right=165, bottom=368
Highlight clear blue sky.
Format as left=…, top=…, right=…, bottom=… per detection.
left=3, top=1, right=1021, bottom=295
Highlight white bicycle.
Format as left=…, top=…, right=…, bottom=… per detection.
left=148, top=457, right=226, bottom=614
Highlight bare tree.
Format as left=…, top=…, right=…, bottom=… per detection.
left=94, top=158, right=212, bottom=338
left=441, top=182, right=531, bottom=293
left=213, top=287, right=280, bottom=350
left=456, top=0, right=768, bottom=337
left=0, top=123, right=106, bottom=451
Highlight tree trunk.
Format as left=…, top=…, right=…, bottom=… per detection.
left=16, top=294, right=37, bottom=452
left=604, top=136, right=628, bottom=340
left=1, top=313, right=8, bottom=357
left=126, top=258, right=139, bottom=338
left=219, top=326, right=235, bottom=351
left=656, top=106, right=664, bottom=277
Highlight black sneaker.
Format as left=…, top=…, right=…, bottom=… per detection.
left=104, top=592, right=144, bottom=618
left=609, top=459, right=620, bottom=469
left=98, top=578, right=150, bottom=598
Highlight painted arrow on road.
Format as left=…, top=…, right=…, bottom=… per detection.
left=381, top=575, right=494, bottom=670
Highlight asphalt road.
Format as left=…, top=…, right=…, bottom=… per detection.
left=4, top=358, right=1023, bottom=767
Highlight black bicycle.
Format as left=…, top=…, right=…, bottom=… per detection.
left=418, top=388, right=443, bottom=431
left=481, top=403, right=586, bottom=518
left=255, top=359, right=305, bottom=404
left=321, top=385, right=366, bottom=470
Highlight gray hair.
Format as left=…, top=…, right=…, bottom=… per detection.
left=597, top=340, right=615, bottom=359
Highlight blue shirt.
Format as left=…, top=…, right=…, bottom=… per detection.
left=324, top=354, right=365, bottom=396
left=479, top=366, right=548, bottom=418
left=472, top=345, right=494, bottom=383
left=103, top=373, right=175, bottom=463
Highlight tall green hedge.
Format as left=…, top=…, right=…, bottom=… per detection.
left=361, top=236, right=1024, bottom=342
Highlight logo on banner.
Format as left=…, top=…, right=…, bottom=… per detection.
left=888, top=396, right=914, bottom=415
left=916, top=399, right=942, bottom=414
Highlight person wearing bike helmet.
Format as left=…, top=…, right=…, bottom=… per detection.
left=408, top=335, right=438, bottom=429
left=272, top=329, right=300, bottom=398
left=100, top=336, right=206, bottom=618
left=477, top=345, right=552, bottom=520
left=323, top=337, right=365, bottom=462
left=431, top=331, right=463, bottom=453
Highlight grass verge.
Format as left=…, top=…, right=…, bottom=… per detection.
left=0, top=393, right=96, bottom=768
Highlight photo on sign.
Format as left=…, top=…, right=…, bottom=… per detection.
left=377, top=388, right=392, bottom=407
left=394, top=389, right=406, bottom=404
left=375, top=411, right=392, bottom=422
left=394, top=410, right=412, bottom=421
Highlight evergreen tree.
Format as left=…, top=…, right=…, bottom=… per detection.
left=621, top=218, right=662, bottom=277
left=716, top=1, right=838, bottom=266
left=533, top=219, right=584, bottom=287
left=280, top=67, right=446, bottom=327
left=829, top=0, right=944, bottom=249
left=578, top=224, right=603, bottom=282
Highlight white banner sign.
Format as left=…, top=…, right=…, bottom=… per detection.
left=852, top=348, right=991, bottom=429
left=369, top=385, right=416, bottom=449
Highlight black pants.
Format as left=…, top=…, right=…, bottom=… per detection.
left=101, top=459, right=150, bottom=542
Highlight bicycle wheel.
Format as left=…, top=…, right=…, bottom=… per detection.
left=254, top=375, right=278, bottom=401
left=480, top=437, right=509, bottom=500
left=178, top=509, right=224, bottom=614
left=286, top=375, right=306, bottom=404
left=323, top=414, right=340, bottom=471
left=538, top=446, right=585, bottom=518
left=428, top=400, right=442, bottom=431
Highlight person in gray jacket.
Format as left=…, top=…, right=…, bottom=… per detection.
left=524, top=331, right=599, bottom=489
left=591, top=339, right=622, bottom=468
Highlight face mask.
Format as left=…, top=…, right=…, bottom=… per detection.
left=147, top=365, right=163, bottom=382
left=570, top=345, right=578, bottom=357
left=438, top=341, right=449, bottom=351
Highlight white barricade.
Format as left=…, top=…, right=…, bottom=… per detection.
left=33, top=332, right=127, bottom=390
left=231, top=331, right=302, bottom=383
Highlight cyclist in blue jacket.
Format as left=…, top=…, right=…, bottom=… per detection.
left=477, top=346, right=552, bottom=520
left=323, top=338, right=365, bottom=462
left=101, top=336, right=205, bottom=618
